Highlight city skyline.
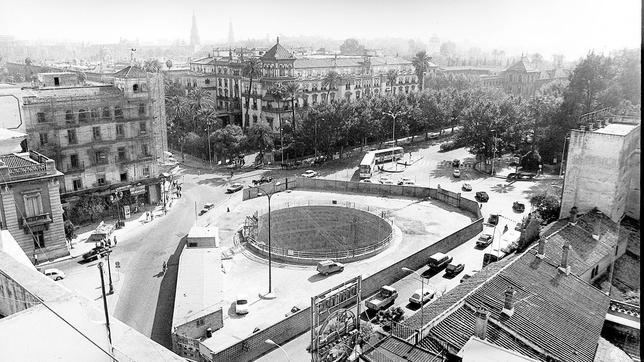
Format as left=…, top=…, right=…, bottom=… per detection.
left=0, top=0, right=640, bottom=59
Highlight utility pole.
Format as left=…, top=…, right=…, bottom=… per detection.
left=106, top=251, right=114, bottom=295
left=97, top=262, right=112, bottom=346
left=491, top=130, right=497, bottom=175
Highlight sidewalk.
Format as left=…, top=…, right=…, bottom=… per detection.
left=472, top=162, right=563, bottom=182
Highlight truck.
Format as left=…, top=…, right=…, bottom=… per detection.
left=87, top=221, right=115, bottom=245
left=366, top=285, right=398, bottom=311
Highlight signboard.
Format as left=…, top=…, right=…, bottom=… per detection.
left=115, top=261, right=120, bottom=268
left=116, top=185, right=130, bottom=192
left=310, top=276, right=362, bottom=362
left=123, top=205, right=131, bottom=219
left=131, top=185, right=146, bottom=195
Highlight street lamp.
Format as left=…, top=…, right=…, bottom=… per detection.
left=384, top=110, right=406, bottom=171
left=106, top=250, right=114, bottom=295
left=490, top=130, right=498, bottom=175
left=402, top=267, right=426, bottom=336
left=265, top=339, right=290, bottom=361
left=256, top=182, right=281, bottom=299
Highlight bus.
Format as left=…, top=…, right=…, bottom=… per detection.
left=358, top=147, right=405, bottom=179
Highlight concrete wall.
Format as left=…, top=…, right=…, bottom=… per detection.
left=173, top=309, right=223, bottom=360
left=0, top=267, right=40, bottom=317
left=203, top=218, right=483, bottom=362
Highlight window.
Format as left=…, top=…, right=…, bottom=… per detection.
left=39, top=133, right=48, bottom=146
left=142, top=144, right=149, bottom=156
left=91, top=108, right=100, bottom=120
left=95, top=151, right=108, bottom=165
left=92, top=127, right=101, bottom=140
left=33, top=230, right=45, bottom=248
left=116, top=124, right=124, bottom=137
left=97, top=175, right=106, bottom=186
left=120, top=172, right=128, bottom=182
left=196, top=318, right=205, bottom=327
left=114, top=106, right=123, bottom=120
left=118, top=147, right=127, bottom=161
left=133, top=84, right=139, bottom=92
left=73, top=179, right=83, bottom=191
left=252, top=115, right=258, bottom=123
left=37, top=112, right=46, bottom=123
left=65, top=110, right=74, bottom=122
left=218, top=79, right=222, bottom=86
left=102, top=107, right=111, bottom=119
left=23, top=192, right=43, bottom=217
left=78, top=109, right=89, bottom=122
left=205, top=78, right=211, bottom=85
left=138, top=103, right=146, bottom=116
left=267, top=117, right=274, bottom=129
left=67, top=129, right=77, bottom=145
left=140, top=122, right=147, bottom=134
left=53, top=77, right=60, bottom=86
left=590, top=265, right=600, bottom=279
left=70, top=154, right=79, bottom=168
left=143, top=167, right=150, bottom=177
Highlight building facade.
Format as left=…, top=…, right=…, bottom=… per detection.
left=560, top=114, right=640, bottom=222
left=167, top=39, right=434, bottom=132
left=21, top=66, right=168, bottom=214
left=0, top=150, right=67, bottom=263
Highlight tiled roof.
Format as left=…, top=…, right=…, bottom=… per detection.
left=0, top=154, right=36, bottom=168
left=261, top=42, right=295, bottom=61
left=365, top=336, right=444, bottom=362
left=505, top=59, right=538, bottom=73
left=415, top=246, right=610, bottom=362
left=113, top=65, right=147, bottom=79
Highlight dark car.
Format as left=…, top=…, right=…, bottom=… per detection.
left=82, top=246, right=111, bottom=262
left=428, top=252, right=453, bottom=271
left=512, top=202, right=525, bottom=213
left=253, top=176, right=273, bottom=186
left=475, top=191, right=489, bottom=202
left=452, top=159, right=460, bottom=167
left=445, top=263, right=465, bottom=276
left=487, top=214, right=499, bottom=226
left=476, top=233, right=494, bottom=248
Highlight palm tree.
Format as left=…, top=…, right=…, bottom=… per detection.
left=187, top=88, right=215, bottom=132
left=412, top=51, right=432, bottom=91
left=242, top=58, right=262, bottom=129
left=322, top=70, right=342, bottom=103
left=246, top=124, right=274, bottom=161
left=386, top=69, right=398, bottom=95
left=283, top=82, right=302, bottom=131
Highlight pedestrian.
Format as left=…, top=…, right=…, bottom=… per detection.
left=114, top=236, right=117, bottom=246
left=230, top=170, right=234, bottom=178
left=33, top=254, right=38, bottom=265
left=227, top=207, right=230, bottom=212
left=479, top=203, right=482, bottom=210
left=503, top=224, right=509, bottom=233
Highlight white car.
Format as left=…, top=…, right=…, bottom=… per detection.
left=235, top=295, right=249, bottom=315
left=453, top=169, right=461, bottom=178
left=44, top=268, right=65, bottom=281
left=301, top=170, right=318, bottom=178
left=409, top=288, right=435, bottom=305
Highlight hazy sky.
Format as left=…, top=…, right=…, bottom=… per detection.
left=0, top=0, right=640, bottom=58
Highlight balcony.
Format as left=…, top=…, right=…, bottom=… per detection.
left=64, top=161, right=85, bottom=173
left=20, top=213, right=52, bottom=230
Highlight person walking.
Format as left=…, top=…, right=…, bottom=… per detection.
left=162, top=261, right=167, bottom=274
left=113, top=236, right=117, bottom=246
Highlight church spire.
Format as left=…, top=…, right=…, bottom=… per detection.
left=190, top=12, right=200, bottom=48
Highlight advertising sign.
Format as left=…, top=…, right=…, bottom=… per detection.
left=310, top=276, right=362, bottom=362
left=123, top=205, right=131, bottom=219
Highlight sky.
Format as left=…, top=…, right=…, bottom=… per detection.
left=0, top=0, right=640, bottom=59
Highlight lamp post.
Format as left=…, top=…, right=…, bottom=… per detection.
left=402, top=267, right=426, bottom=337
left=265, top=339, right=290, bottom=361
left=384, top=110, right=406, bottom=171
left=490, top=130, right=498, bottom=175
left=106, top=250, right=114, bottom=295
left=256, top=182, right=280, bottom=299
left=206, top=120, right=212, bottom=168
left=559, top=135, right=570, bottom=177
left=160, top=176, right=167, bottom=210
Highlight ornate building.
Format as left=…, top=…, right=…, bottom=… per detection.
left=167, top=39, right=435, bottom=132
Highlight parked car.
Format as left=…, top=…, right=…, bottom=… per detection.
left=512, top=202, right=525, bottom=213
left=203, top=203, right=215, bottom=210
left=252, top=176, right=273, bottom=186
left=445, top=263, right=465, bottom=277
left=235, top=295, right=249, bottom=315
left=380, top=178, right=395, bottom=185
left=316, top=260, right=344, bottom=276
left=408, top=288, right=435, bottom=305
left=398, top=177, right=415, bottom=186
left=226, top=183, right=244, bottom=193
left=427, top=252, right=453, bottom=271
left=476, top=233, right=494, bottom=248
left=452, top=159, right=460, bottom=167
left=82, top=246, right=111, bottom=262
left=460, top=270, right=479, bottom=283
left=366, top=286, right=398, bottom=311
left=301, top=170, right=318, bottom=178
left=462, top=183, right=472, bottom=191
left=44, top=268, right=65, bottom=281
left=475, top=191, right=489, bottom=202
left=488, top=214, right=499, bottom=226
left=452, top=169, right=461, bottom=178
left=360, top=179, right=374, bottom=183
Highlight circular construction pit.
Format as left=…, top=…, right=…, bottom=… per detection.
left=246, top=205, right=393, bottom=265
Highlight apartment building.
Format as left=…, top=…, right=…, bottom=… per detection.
left=22, top=66, right=168, bottom=213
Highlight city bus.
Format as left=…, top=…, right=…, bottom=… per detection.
left=359, top=147, right=405, bottom=179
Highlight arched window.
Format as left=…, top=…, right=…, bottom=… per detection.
left=138, top=103, right=146, bottom=116
left=114, top=106, right=123, bottom=120
left=133, top=84, right=139, bottom=92
left=91, top=108, right=99, bottom=119
left=102, top=107, right=111, bottom=119
left=78, top=109, right=89, bottom=122
left=65, top=110, right=74, bottom=121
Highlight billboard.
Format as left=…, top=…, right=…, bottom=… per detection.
left=310, top=276, right=362, bottom=362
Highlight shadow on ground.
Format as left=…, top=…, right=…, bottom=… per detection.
left=150, top=236, right=187, bottom=349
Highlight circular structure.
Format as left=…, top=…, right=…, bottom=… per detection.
left=246, top=205, right=393, bottom=265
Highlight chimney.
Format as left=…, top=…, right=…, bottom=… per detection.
left=558, top=241, right=571, bottom=275
left=474, top=307, right=490, bottom=340
left=502, top=287, right=516, bottom=317
left=205, top=328, right=213, bottom=338
left=536, top=237, right=546, bottom=259
left=569, top=207, right=578, bottom=224
left=592, top=221, right=601, bottom=240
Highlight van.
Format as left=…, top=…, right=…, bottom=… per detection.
left=317, top=260, right=344, bottom=275
left=427, top=252, right=453, bottom=271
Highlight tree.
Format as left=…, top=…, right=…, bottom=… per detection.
left=242, top=58, right=262, bottom=129
left=165, top=59, right=173, bottom=70
left=143, top=59, right=162, bottom=73
left=530, top=193, right=560, bottom=224
left=386, top=69, right=398, bottom=95
left=69, top=194, right=107, bottom=224
left=283, top=81, right=302, bottom=131
left=520, top=150, right=542, bottom=171
left=411, top=51, right=432, bottom=91
left=64, top=220, right=76, bottom=241
left=322, top=70, right=342, bottom=102
left=339, top=39, right=365, bottom=56
left=246, top=124, right=274, bottom=159
left=211, top=125, right=246, bottom=161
